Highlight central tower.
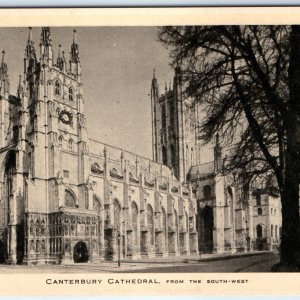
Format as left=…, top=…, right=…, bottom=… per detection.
left=151, top=66, right=198, bottom=182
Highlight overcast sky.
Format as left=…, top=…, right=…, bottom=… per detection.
left=0, top=27, right=213, bottom=162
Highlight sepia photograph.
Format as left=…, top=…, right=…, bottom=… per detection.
left=0, top=7, right=300, bottom=296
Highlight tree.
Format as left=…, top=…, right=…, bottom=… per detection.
left=159, top=25, right=300, bottom=271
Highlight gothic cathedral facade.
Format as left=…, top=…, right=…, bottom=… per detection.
left=0, top=27, right=280, bottom=265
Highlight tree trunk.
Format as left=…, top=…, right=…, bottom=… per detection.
left=273, top=25, right=300, bottom=271
left=279, top=157, right=300, bottom=270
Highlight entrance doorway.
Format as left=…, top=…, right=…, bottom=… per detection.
left=199, top=206, right=214, bottom=253
left=73, top=241, right=89, bottom=263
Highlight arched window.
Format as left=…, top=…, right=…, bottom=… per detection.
left=186, top=145, right=189, bottom=166
left=162, top=145, right=167, bottom=165
left=58, top=136, right=63, bottom=147
left=256, top=193, right=261, bottom=206
left=113, top=199, right=121, bottom=231
left=258, top=207, right=262, bottom=215
left=4, top=151, right=16, bottom=224
left=271, top=224, right=273, bottom=237
left=54, top=80, right=61, bottom=96
left=68, top=139, right=73, bottom=151
left=191, top=147, right=194, bottom=165
left=256, top=224, right=263, bottom=238
left=93, top=195, right=101, bottom=214
left=203, top=185, right=212, bottom=199
left=147, top=204, right=154, bottom=245
left=170, top=144, right=176, bottom=170
left=131, top=202, right=138, bottom=234
left=65, top=190, right=76, bottom=207
left=169, top=101, right=175, bottom=126
left=275, top=225, right=278, bottom=238
left=69, top=87, right=73, bottom=101
left=161, top=104, right=166, bottom=128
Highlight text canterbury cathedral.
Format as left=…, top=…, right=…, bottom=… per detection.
left=0, top=27, right=281, bottom=264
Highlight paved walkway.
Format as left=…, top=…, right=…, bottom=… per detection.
left=0, top=251, right=274, bottom=273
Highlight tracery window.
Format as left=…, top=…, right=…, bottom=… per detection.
left=147, top=204, right=154, bottom=245
left=69, top=87, right=73, bottom=101
left=65, top=190, right=76, bottom=207
left=55, top=80, right=61, bottom=96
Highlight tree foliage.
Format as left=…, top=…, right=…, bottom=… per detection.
left=159, top=26, right=300, bottom=269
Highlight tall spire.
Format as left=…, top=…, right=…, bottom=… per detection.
left=70, top=29, right=80, bottom=63
left=25, top=27, right=36, bottom=59
left=1, top=50, right=4, bottom=66
left=56, top=44, right=65, bottom=71
left=28, top=27, right=32, bottom=43
left=214, top=133, right=222, bottom=173
left=73, top=29, right=77, bottom=44
left=0, top=49, right=9, bottom=94
left=17, top=75, right=23, bottom=98
left=69, top=29, right=81, bottom=78
left=40, top=27, right=52, bottom=46
left=0, top=50, right=8, bottom=78
left=40, top=27, right=53, bottom=66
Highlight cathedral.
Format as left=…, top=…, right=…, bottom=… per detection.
left=0, top=27, right=281, bottom=265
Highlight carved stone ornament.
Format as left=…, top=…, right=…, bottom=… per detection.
left=55, top=171, right=64, bottom=185
left=144, top=176, right=154, bottom=188
left=129, top=172, right=139, bottom=184
left=110, top=168, right=123, bottom=180
left=91, top=162, right=103, bottom=175
left=85, top=177, right=94, bottom=190
left=171, top=186, right=179, bottom=193
left=159, top=182, right=168, bottom=191
left=59, top=109, right=73, bottom=125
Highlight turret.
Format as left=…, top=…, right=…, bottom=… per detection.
left=40, top=27, right=53, bottom=67
left=173, top=64, right=182, bottom=88
left=56, top=45, right=66, bottom=72
left=214, top=133, right=222, bottom=173
left=0, top=50, right=10, bottom=95
left=17, top=75, right=23, bottom=99
left=24, top=27, right=37, bottom=76
left=151, top=68, right=159, bottom=161
left=69, top=29, right=81, bottom=79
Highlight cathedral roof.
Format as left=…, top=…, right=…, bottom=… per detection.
left=188, top=161, right=214, bottom=180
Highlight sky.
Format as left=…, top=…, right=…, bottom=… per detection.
left=0, top=26, right=213, bottom=162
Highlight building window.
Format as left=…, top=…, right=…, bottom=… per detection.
left=63, top=170, right=70, bottom=178
left=68, top=139, right=73, bottom=151
left=65, top=189, right=76, bottom=207
left=203, top=185, right=212, bottom=199
left=271, top=224, right=273, bottom=237
left=69, top=87, right=73, bottom=101
left=271, top=208, right=273, bottom=215
left=256, top=224, right=263, bottom=238
left=258, top=207, right=262, bottom=215
left=274, top=209, right=276, bottom=215
left=161, top=104, right=166, bottom=128
left=275, top=225, right=278, bottom=238
left=55, top=80, right=61, bottom=95
left=162, top=145, right=167, bottom=165
left=255, top=193, right=261, bottom=206
left=58, top=136, right=63, bottom=147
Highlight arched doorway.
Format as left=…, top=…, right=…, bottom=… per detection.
left=199, top=206, right=214, bottom=253
left=73, top=241, right=89, bottom=263
left=0, top=240, right=6, bottom=263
